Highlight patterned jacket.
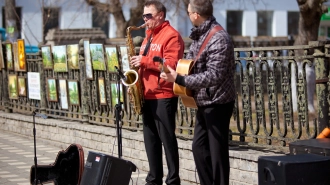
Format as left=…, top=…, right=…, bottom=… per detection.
left=185, top=16, right=236, bottom=107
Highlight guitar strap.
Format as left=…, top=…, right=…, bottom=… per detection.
left=189, top=25, right=223, bottom=73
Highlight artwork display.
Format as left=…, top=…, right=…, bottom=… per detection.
left=47, top=78, right=58, bottom=102
left=68, top=80, right=80, bottom=106
left=17, top=76, right=26, bottom=97
left=67, top=44, right=79, bottom=69
left=13, top=42, right=19, bottom=71
left=84, top=40, right=93, bottom=80
left=59, top=79, right=69, bottom=109
left=119, top=46, right=130, bottom=72
left=111, top=82, right=124, bottom=108
left=90, top=44, right=106, bottom=71
left=17, top=39, right=27, bottom=71
left=53, top=45, right=68, bottom=72
left=98, top=77, right=107, bottom=105
left=0, top=40, right=4, bottom=69
left=41, top=46, right=53, bottom=69
left=8, top=74, right=18, bottom=99
left=5, top=43, right=13, bottom=70
left=105, top=46, right=119, bottom=73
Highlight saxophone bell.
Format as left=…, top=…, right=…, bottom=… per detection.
left=121, top=70, right=139, bottom=87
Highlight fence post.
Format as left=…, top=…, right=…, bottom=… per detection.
left=2, top=66, right=12, bottom=113
left=79, top=39, right=89, bottom=124
left=312, top=41, right=329, bottom=133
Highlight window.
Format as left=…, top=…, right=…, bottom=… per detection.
left=257, top=11, right=273, bottom=36
left=92, top=7, right=109, bottom=37
left=43, top=7, right=59, bottom=42
left=288, top=11, right=299, bottom=36
left=227, top=11, right=243, bottom=36
left=2, top=7, right=22, bottom=39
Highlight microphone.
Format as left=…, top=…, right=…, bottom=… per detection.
left=153, top=56, right=164, bottom=63
left=115, top=66, right=127, bottom=81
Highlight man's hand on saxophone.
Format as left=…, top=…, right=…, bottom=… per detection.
left=130, top=55, right=142, bottom=68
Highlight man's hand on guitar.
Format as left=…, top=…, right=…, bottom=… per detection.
left=160, top=65, right=177, bottom=82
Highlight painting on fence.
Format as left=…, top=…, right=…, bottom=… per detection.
left=17, top=76, right=26, bottom=97
left=67, top=44, right=79, bottom=70
left=98, top=77, right=107, bottom=105
left=47, top=78, right=58, bottom=102
left=8, top=74, right=18, bottom=99
left=111, top=82, right=124, bottom=109
left=13, top=42, right=19, bottom=71
left=84, top=40, right=93, bottom=80
left=27, top=72, right=41, bottom=100
left=105, top=46, right=119, bottom=73
left=53, top=45, right=68, bottom=72
left=90, top=44, right=106, bottom=71
left=59, top=79, right=69, bottom=109
left=17, top=39, right=26, bottom=72
left=68, top=80, right=80, bottom=106
left=119, top=46, right=130, bottom=72
left=41, top=46, right=53, bottom=69
left=0, top=41, right=4, bottom=69
left=5, top=43, right=13, bottom=70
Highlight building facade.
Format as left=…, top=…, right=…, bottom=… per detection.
left=1, top=0, right=328, bottom=46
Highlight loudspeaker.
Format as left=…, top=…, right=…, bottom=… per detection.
left=80, top=151, right=136, bottom=185
left=258, top=154, right=330, bottom=185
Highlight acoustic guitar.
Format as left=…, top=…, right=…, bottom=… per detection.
left=153, top=57, right=197, bottom=108
left=30, top=143, right=84, bottom=185
left=173, top=59, right=197, bottom=108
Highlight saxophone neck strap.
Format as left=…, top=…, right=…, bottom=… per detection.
left=142, top=35, right=153, bottom=56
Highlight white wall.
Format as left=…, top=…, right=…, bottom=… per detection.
left=242, top=11, right=257, bottom=37
left=272, top=11, right=287, bottom=36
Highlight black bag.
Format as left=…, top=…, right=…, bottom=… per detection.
left=258, top=154, right=330, bottom=185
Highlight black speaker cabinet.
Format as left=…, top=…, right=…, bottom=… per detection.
left=258, top=154, right=330, bottom=185
left=80, top=151, right=136, bottom=185
left=289, top=138, right=330, bottom=156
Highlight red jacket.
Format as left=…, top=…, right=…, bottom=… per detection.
left=139, top=21, right=184, bottom=99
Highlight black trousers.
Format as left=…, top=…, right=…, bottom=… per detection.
left=192, top=101, right=234, bottom=185
left=143, top=97, right=180, bottom=185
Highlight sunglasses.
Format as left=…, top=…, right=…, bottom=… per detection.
left=142, top=13, right=153, bottom=20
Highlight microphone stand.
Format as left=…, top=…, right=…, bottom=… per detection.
left=115, top=66, right=124, bottom=158
left=32, top=109, right=47, bottom=185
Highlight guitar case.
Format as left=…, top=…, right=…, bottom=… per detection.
left=30, top=143, right=84, bottom=185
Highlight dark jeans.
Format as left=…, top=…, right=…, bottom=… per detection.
left=143, top=97, right=180, bottom=185
left=192, top=101, right=234, bottom=185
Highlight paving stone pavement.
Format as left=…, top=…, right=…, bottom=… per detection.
left=0, top=130, right=195, bottom=185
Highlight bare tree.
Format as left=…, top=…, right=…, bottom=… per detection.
left=5, top=0, right=18, bottom=42
left=295, top=0, right=328, bottom=45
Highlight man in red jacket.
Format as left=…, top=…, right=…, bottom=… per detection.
left=129, top=1, right=185, bottom=185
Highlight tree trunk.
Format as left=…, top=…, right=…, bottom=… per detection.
left=5, top=0, right=18, bottom=42
left=295, top=0, right=328, bottom=45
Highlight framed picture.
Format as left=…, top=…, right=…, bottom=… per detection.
left=119, top=46, right=130, bottom=72
left=41, top=45, right=53, bottom=69
left=67, top=44, right=79, bottom=70
left=111, top=82, right=124, bottom=108
left=52, top=45, right=68, bottom=72
left=8, top=74, right=18, bottom=99
left=17, top=76, right=27, bottom=96
left=17, top=39, right=26, bottom=72
left=68, top=80, right=80, bottom=106
left=13, top=42, right=19, bottom=71
left=5, top=43, right=14, bottom=70
left=84, top=40, right=93, bottom=80
left=105, top=46, right=119, bottom=73
left=98, top=77, right=107, bottom=105
left=90, top=43, right=106, bottom=71
left=46, top=78, right=58, bottom=102
left=0, top=40, right=4, bottom=69
left=59, top=79, right=69, bottom=109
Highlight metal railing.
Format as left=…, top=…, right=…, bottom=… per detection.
left=1, top=39, right=329, bottom=149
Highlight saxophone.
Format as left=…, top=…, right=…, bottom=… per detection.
left=121, top=24, right=146, bottom=115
